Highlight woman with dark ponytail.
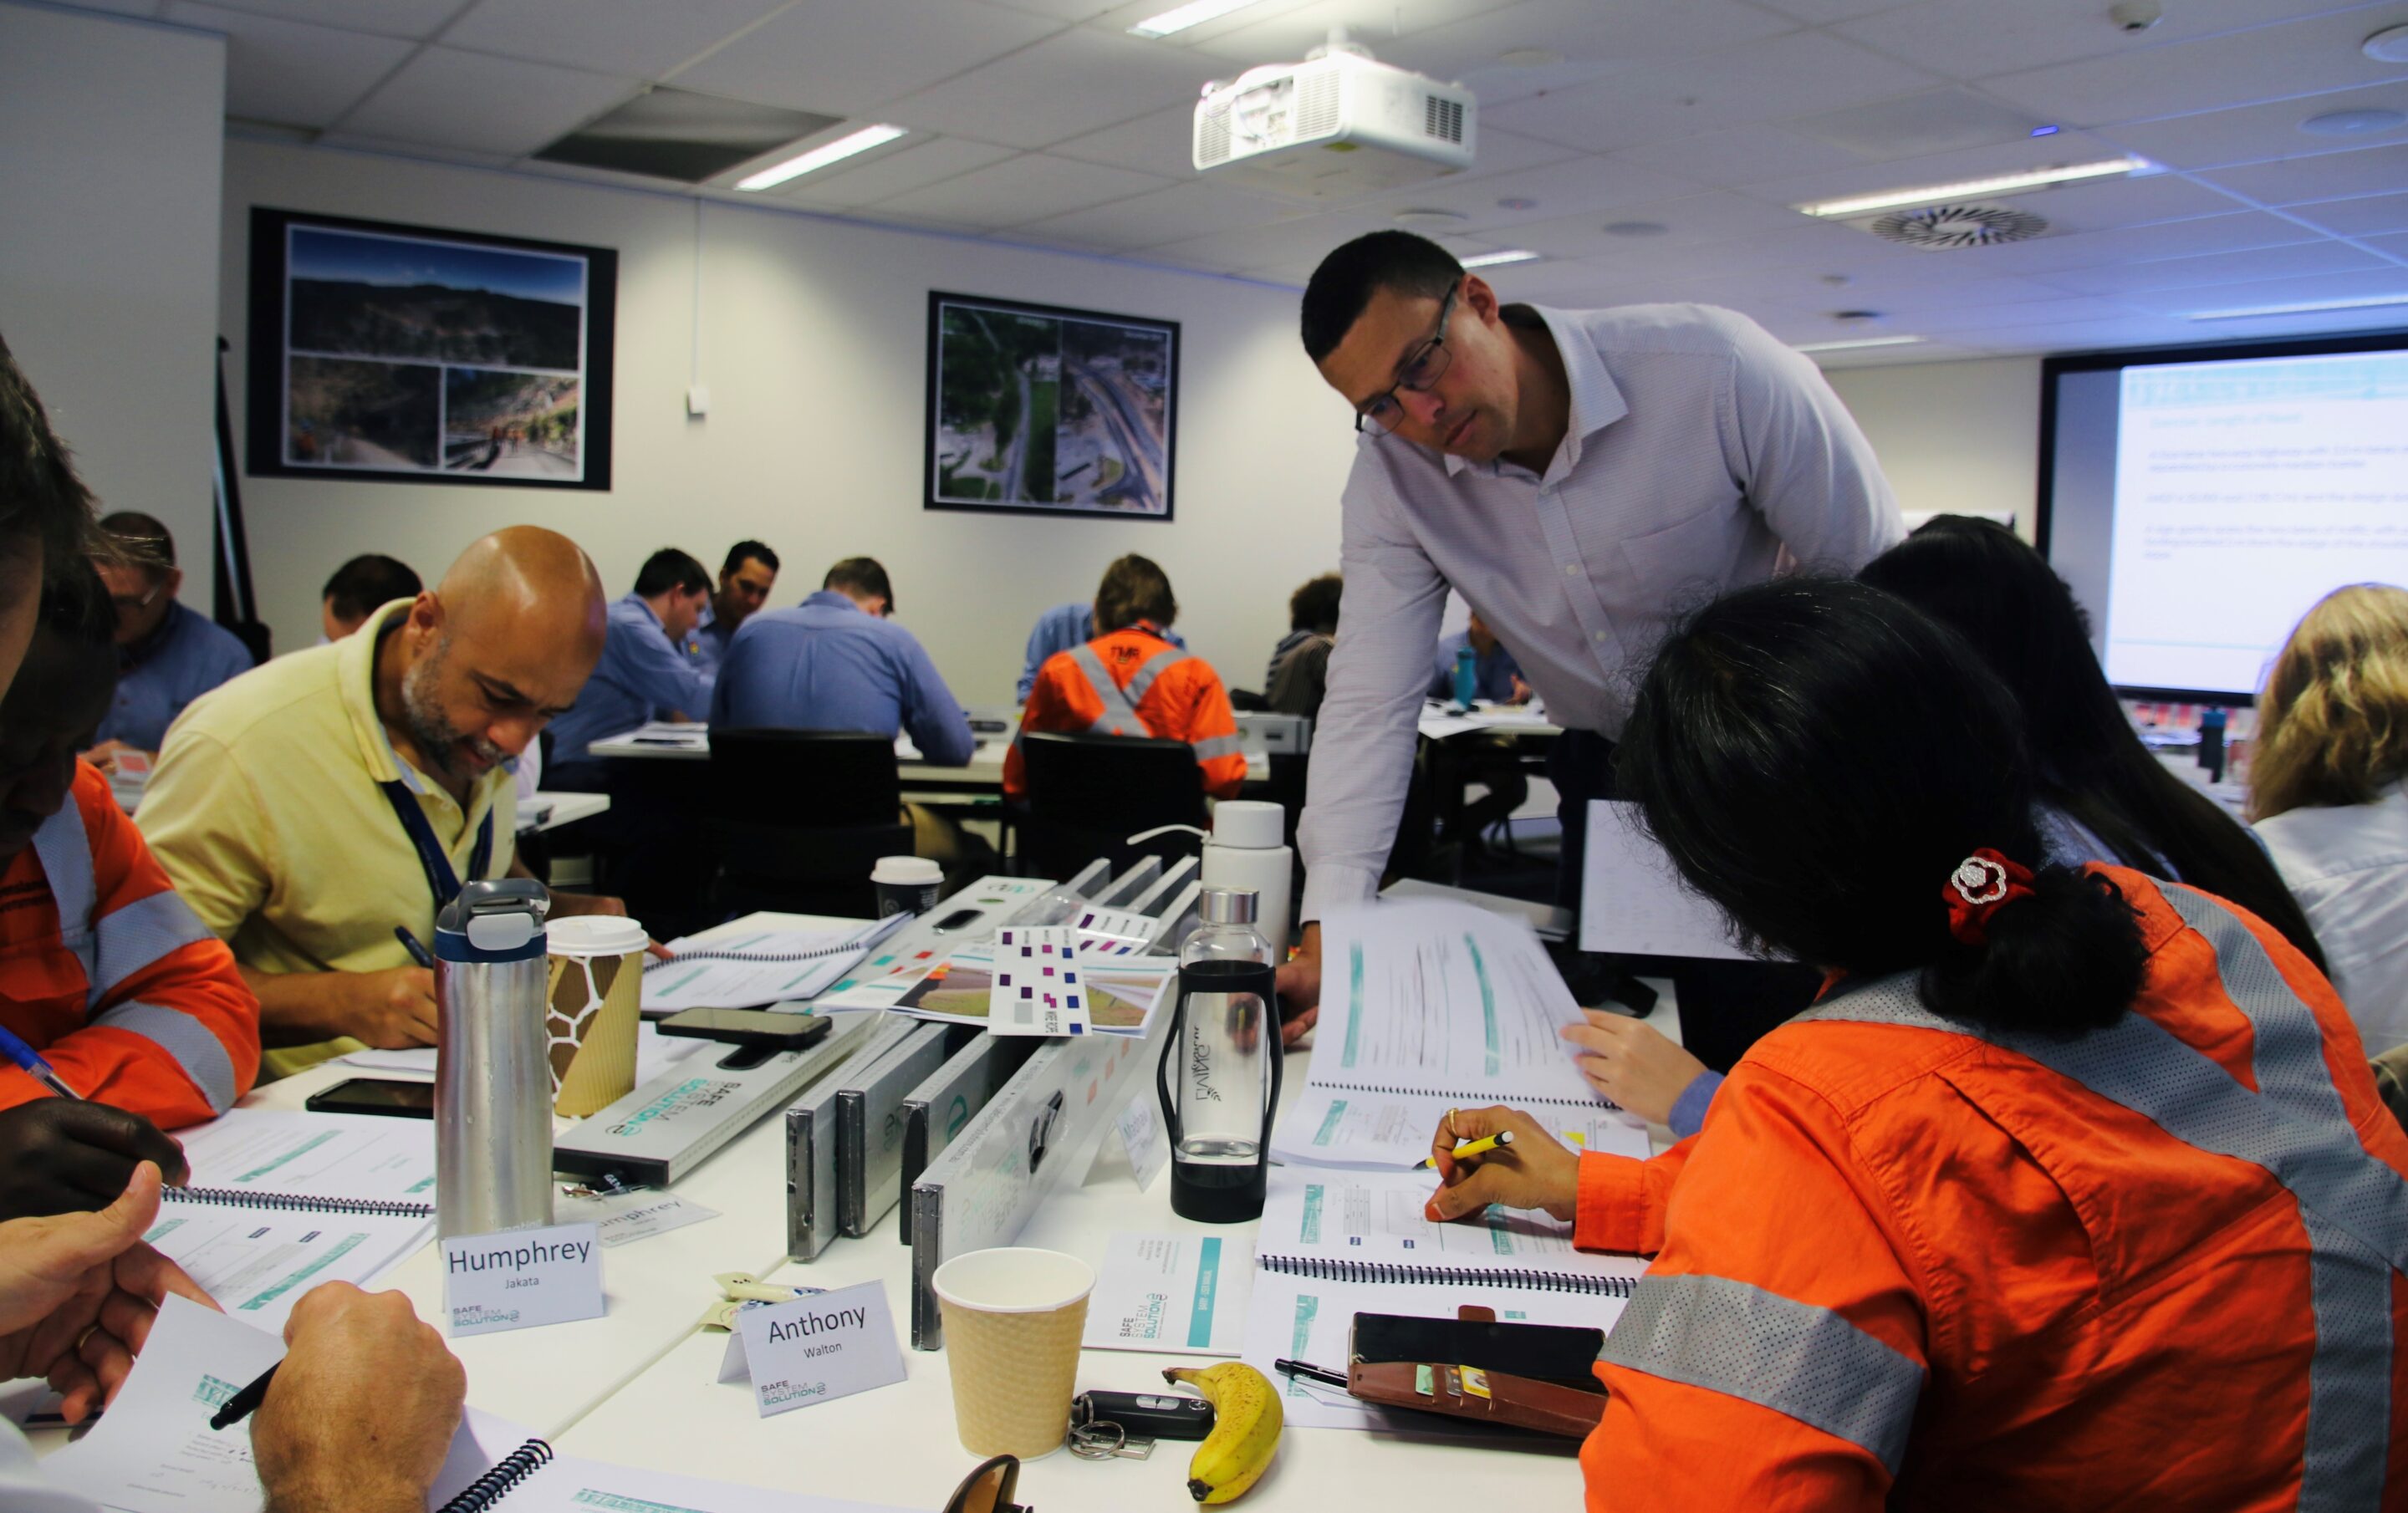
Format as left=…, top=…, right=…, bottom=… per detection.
left=1424, top=579, right=2408, bottom=1511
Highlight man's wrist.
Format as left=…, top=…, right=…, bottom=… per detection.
left=266, top=1473, right=423, bottom=1513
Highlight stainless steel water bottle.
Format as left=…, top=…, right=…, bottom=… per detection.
left=1156, top=887, right=1283, bottom=1224
left=435, top=879, right=554, bottom=1238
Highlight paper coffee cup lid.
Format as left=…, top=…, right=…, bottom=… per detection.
left=871, top=856, right=943, bottom=885
left=545, top=915, right=648, bottom=955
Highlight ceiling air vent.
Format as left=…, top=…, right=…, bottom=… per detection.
left=1867, top=202, right=2049, bottom=250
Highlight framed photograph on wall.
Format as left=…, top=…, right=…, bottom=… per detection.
left=246, top=207, right=615, bottom=490
left=926, top=291, right=1178, bottom=520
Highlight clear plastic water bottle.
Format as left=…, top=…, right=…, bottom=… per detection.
left=1157, top=887, right=1283, bottom=1223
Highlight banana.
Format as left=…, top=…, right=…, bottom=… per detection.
left=1162, top=1363, right=1283, bottom=1505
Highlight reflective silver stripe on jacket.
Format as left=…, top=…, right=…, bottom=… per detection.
left=30, top=797, right=95, bottom=986
left=1068, top=644, right=1146, bottom=734
left=1123, top=645, right=1188, bottom=704
left=1189, top=733, right=1243, bottom=762
left=89, top=1001, right=239, bottom=1113
left=1800, top=883, right=2408, bottom=1509
left=89, top=889, right=216, bottom=1009
left=1597, top=1271, right=1924, bottom=1475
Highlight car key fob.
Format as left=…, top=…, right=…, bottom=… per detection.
left=1073, top=1389, right=1215, bottom=1440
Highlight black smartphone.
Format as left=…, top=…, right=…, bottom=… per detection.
left=1350, top=1312, right=1607, bottom=1393
left=656, top=1008, right=835, bottom=1049
left=304, top=1077, right=436, bottom=1119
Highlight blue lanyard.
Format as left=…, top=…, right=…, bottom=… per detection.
left=377, top=781, right=494, bottom=911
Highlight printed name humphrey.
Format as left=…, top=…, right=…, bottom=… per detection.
left=447, top=1236, right=594, bottom=1273
left=768, top=1306, right=868, bottom=1342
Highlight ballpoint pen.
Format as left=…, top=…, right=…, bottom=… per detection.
left=0, top=1021, right=82, bottom=1100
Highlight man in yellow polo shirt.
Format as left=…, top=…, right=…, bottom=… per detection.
left=139, top=527, right=613, bottom=1077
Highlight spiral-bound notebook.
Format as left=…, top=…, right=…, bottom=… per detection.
left=644, top=914, right=909, bottom=1011
left=1238, top=1169, right=1644, bottom=1432
left=431, top=1407, right=910, bottom=1512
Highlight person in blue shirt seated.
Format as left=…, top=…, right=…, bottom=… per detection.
left=690, top=539, right=778, bottom=681
left=544, top=547, right=714, bottom=792
left=713, top=556, right=992, bottom=875
left=1429, top=609, right=1531, bottom=705
left=82, top=512, right=255, bottom=768
left=319, top=553, right=421, bottom=644
left=1018, top=597, right=1186, bottom=703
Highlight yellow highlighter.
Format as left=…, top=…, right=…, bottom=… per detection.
left=1421, top=1128, right=1515, bottom=1169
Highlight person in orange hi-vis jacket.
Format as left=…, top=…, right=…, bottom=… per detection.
left=1006, top=553, right=1247, bottom=802
left=0, top=565, right=256, bottom=1220
left=1428, top=578, right=2408, bottom=1511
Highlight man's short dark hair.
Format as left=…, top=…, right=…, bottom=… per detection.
left=41, top=557, right=115, bottom=650
left=1289, top=572, right=1342, bottom=633
left=322, top=553, right=422, bottom=622
left=1095, top=554, right=1176, bottom=634
left=0, top=334, right=100, bottom=573
left=824, top=557, right=895, bottom=614
left=1300, top=232, right=1463, bottom=363
left=634, top=547, right=710, bottom=598
left=722, top=540, right=779, bottom=579
left=99, top=510, right=175, bottom=579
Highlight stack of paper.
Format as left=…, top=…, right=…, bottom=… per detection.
left=643, top=914, right=907, bottom=1011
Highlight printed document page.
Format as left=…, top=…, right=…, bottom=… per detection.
left=645, top=916, right=906, bottom=1010
left=1273, top=1088, right=1650, bottom=1169
left=145, top=1205, right=431, bottom=1332
left=1579, top=800, right=1750, bottom=960
left=176, top=1110, right=436, bottom=1205
left=1258, top=1168, right=1590, bottom=1269
left=343, top=1019, right=707, bottom=1085
left=434, top=1407, right=912, bottom=1512
left=44, top=1295, right=285, bottom=1513
left=1083, top=1232, right=1253, bottom=1357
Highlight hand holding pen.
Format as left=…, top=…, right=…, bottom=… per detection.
left=0, top=1028, right=188, bottom=1220
left=1421, top=1106, right=1581, bottom=1226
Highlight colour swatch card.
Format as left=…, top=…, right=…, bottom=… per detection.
left=987, top=926, right=1090, bottom=1036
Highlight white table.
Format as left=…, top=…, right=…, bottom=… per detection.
left=589, top=723, right=1266, bottom=792
left=522, top=789, right=610, bottom=833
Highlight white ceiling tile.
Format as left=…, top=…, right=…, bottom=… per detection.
left=311, top=130, right=520, bottom=169
left=1753, top=0, right=1915, bottom=23
left=1899, top=294, right=2156, bottom=330
left=2201, top=140, right=2408, bottom=204
left=1508, top=192, right=1815, bottom=258
left=883, top=27, right=1229, bottom=150
left=2157, top=301, right=2408, bottom=339
left=775, top=135, right=1021, bottom=207
left=2362, top=229, right=2408, bottom=256
left=875, top=152, right=1173, bottom=227
left=1727, top=130, right=2130, bottom=208
left=1051, top=102, right=1207, bottom=179
left=669, top=0, right=1062, bottom=119
left=2117, top=265, right=2408, bottom=314
left=1612, top=124, right=1870, bottom=189
left=1145, top=210, right=1394, bottom=272
left=1185, top=0, right=1501, bottom=65
left=1840, top=0, right=2382, bottom=83
left=1003, top=179, right=1309, bottom=250
left=2039, top=238, right=2385, bottom=293
left=1903, top=313, right=2197, bottom=351
left=984, top=0, right=1123, bottom=18
left=2293, top=189, right=2408, bottom=237
left=56, top=0, right=161, bottom=15
left=196, top=0, right=468, bottom=39
left=339, top=45, right=636, bottom=155
left=1483, top=31, right=1939, bottom=153
left=1995, top=170, right=2253, bottom=231
left=1976, top=8, right=2408, bottom=129
left=444, top=0, right=785, bottom=78
left=1771, top=269, right=2090, bottom=311
left=161, top=1, right=412, bottom=129
left=1961, top=209, right=2323, bottom=273
left=1374, top=0, right=1800, bottom=99
left=1345, top=153, right=1699, bottom=231
left=2104, top=79, right=2408, bottom=169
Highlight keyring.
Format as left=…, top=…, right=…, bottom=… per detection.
left=1067, top=1420, right=1127, bottom=1460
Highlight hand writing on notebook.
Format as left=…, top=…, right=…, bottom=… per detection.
left=1558, top=1011, right=1708, bottom=1127
left=0, top=1100, right=191, bottom=1220
left=0, top=1160, right=218, bottom=1422
left=1423, top=1108, right=1579, bottom=1225
left=254, top=1283, right=465, bottom=1513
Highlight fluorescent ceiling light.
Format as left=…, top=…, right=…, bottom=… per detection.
left=1460, top=249, right=1540, bottom=267
left=1129, top=0, right=1264, bottom=38
left=2186, top=292, right=2408, bottom=321
left=1791, top=335, right=1926, bottom=353
left=1796, top=157, right=2150, bottom=218
left=735, top=124, right=906, bottom=191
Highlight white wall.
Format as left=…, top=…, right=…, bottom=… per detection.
left=220, top=140, right=1354, bottom=702
left=1825, top=357, right=2043, bottom=543
left=0, top=3, right=224, bottom=596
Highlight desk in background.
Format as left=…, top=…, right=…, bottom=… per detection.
left=522, top=789, right=611, bottom=833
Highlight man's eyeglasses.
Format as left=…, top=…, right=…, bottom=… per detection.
left=1354, top=279, right=1461, bottom=439
left=110, top=582, right=164, bottom=617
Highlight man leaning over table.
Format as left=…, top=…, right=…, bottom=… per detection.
left=1273, top=231, right=1904, bottom=1043
left=138, top=527, right=632, bottom=1078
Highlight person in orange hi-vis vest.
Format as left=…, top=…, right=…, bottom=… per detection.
left=1428, top=578, right=2408, bottom=1511
left=0, top=564, right=256, bottom=1220
left=1006, top=554, right=1247, bottom=802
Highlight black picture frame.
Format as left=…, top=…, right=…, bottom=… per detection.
left=246, top=207, right=615, bottom=492
left=925, top=290, right=1178, bottom=521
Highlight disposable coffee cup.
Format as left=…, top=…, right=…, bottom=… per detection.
left=931, top=1247, right=1094, bottom=1459
left=543, top=915, right=647, bottom=1118
left=871, top=854, right=942, bottom=919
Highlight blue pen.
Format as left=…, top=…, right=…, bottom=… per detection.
left=394, top=925, right=436, bottom=970
left=0, top=1022, right=83, bottom=1100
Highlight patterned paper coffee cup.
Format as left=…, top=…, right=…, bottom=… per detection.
left=543, top=915, right=646, bottom=1118
left=932, top=1247, right=1094, bottom=1459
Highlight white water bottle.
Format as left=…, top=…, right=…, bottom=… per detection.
left=1201, top=800, right=1292, bottom=959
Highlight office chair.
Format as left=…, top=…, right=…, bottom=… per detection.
left=701, top=729, right=912, bottom=920
left=1016, top=730, right=1207, bottom=879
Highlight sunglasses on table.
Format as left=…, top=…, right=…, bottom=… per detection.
left=942, top=1454, right=1031, bottom=1513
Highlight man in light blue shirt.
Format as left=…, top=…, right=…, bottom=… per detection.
left=690, top=539, right=779, bottom=682
left=1017, top=599, right=1185, bottom=702
left=85, top=512, right=255, bottom=759
left=1430, top=610, right=1528, bottom=704
left=546, top=548, right=713, bottom=788
left=713, top=556, right=974, bottom=764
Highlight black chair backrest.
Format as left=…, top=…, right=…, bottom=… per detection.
left=705, top=729, right=901, bottom=828
left=1018, top=730, right=1207, bottom=878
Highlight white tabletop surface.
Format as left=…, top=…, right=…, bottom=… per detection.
left=522, top=789, right=611, bottom=833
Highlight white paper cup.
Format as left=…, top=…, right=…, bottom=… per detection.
left=543, top=914, right=647, bottom=1117
left=871, top=854, right=943, bottom=919
left=932, top=1247, right=1095, bottom=1459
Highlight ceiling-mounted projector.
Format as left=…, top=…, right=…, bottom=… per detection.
left=1193, top=35, right=1475, bottom=202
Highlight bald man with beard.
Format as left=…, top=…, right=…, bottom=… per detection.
left=139, top=527, right=622, bottom=1077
